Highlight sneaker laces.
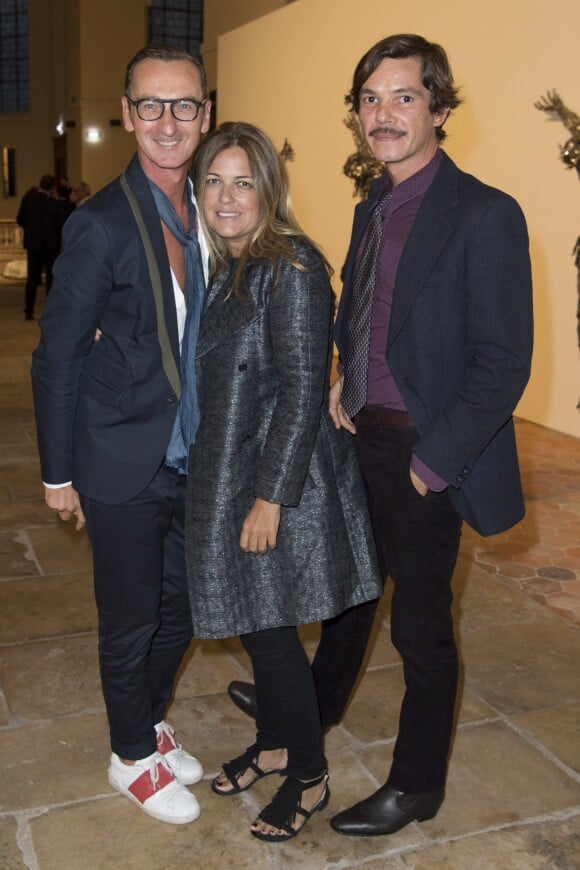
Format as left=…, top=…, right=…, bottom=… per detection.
left=157, top=723, right=192, bottom=767
left=157, top=722, right=181, bottom=750
left=147, top=752, right=173, bottom=792
left=148, top=754, right=193, bottom=806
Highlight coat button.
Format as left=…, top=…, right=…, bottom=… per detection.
left=238, top=363, right=247, bottom=371
left=168, top=395, right=176, bottom=403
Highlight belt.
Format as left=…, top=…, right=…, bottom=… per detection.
left=354, top=406, right=414, bottom=430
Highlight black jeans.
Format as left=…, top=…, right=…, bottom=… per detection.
left=241, top=626, right=326, bottom=780
left=81, top=464, right=192, bottom=760
left=352, top=419, right=463, bottom=792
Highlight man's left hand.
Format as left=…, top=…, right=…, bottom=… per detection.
left=410, top=467, right=428, bottom=497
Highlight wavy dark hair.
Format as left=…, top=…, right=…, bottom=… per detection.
left=124, top=45, right=207, bottom=100
left=193, top=121, right=332, bottom=297
left=346, top=34, right=462, bottom=141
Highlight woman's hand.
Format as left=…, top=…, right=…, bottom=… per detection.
left=240, top=498, right=281, bottom=554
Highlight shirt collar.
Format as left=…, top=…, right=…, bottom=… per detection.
left=380, top=148, right=443, bottom=209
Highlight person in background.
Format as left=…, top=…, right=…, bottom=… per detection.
left=17, top=174, right=64, bottom=320
left=31, top=45, right=211, bottom=826
left=187, top=121, right=381, bottom=843
left=58, top=176, right=72, bottom=200
left=69, top=181, right=92, bottom=208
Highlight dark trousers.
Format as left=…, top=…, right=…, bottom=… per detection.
left=355, top=425, right=462, bottom=793
left=312, top=600, right=378, bottom=730
left=24, top=249, right=56, bottom=317
left=241, top=626, right=326, bottom=780
left=315, top=420, right=462, bottom=793
left=81, top=464, right=192, bottom=760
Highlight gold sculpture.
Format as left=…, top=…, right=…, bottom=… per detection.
left=535, top=90, right=580, bottom=407
left=279, top=139, right=295, bottom=163
left=342, top=113, right=383, bottom=199
left=534, top=90, right=580, bottom=177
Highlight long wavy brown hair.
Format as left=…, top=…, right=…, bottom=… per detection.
left=193, top=121, right=331, bottom=297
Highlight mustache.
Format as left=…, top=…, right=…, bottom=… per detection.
left=369, top=126, right=405, bottom=138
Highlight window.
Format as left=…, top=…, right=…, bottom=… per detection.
left=0, top=0, right=29, bottom=113
left=148, top=0, right=203, bottom=57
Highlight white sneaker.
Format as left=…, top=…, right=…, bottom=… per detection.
left=155, top=720, right=204, bottom=785
left=108, top=751, right=200, bottom=825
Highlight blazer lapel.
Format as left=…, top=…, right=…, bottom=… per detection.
left=197, top=265, right=261, bottom=358
left=124, top=157, right=182, bottom=377
left=388, top=153, right=459, bottom=349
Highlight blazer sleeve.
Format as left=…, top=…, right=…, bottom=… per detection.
left=31, top=207, right=114, bottom=484
left=253, top=249, right=333, bottom=506
left=413, top=192, right=533, bottom=487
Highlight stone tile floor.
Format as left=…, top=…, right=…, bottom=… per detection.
left=0, top=281, right=579, bottom=868
left=462, top=423, right=580, bottom=626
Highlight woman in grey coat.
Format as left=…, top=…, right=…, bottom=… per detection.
left=187, top=122, right=381, bottom=842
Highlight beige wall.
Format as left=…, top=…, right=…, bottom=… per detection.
left=1, top=0, right=577, bottom=437
left=0, top=2, right=57, bottom=213
left=201, top=0, right=286, bottom=91
left=74, top=0, right=147, bottom=192
left=216, top=0, right=580, bottom=438
left=0, top=0, right=145, bottom=216
left=1, top=0, right=283, bottom=213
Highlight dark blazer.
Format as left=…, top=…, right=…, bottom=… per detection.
left=17, top=188, right=64, bottom=255
left=185, top=242, right=382, bottom=639
left=335, top=151, right=533, bottom=536
left=31, top=156, right=185, bottom=505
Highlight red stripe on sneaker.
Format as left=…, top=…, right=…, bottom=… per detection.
left=128, top=763, right=174, bottom=804
left=157, top=730, right=177, bottom=755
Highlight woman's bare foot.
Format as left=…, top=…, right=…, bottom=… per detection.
left=213, top=747, right=287, bottom=794
left=250, top=775, right=328, bottom=838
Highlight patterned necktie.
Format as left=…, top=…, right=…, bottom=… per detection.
left=341, top=187, right=391, bottom=419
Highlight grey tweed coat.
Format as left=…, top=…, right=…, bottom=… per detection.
left=185, top=240, right=381, bottom=640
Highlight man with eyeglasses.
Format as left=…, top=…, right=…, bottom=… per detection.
left=32, top=46, right=211, bottom=825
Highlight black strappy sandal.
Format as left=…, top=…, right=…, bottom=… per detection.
left=251, top=771, right=330, bottom=841
left=211, top=744, right=288, bottom=796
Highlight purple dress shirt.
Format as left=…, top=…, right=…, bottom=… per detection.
left=361, top=149, right=447, bottom=491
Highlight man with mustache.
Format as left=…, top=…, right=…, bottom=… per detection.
left=325, top=33, right=533, bottom=836
left=227, top=33, right=533, bottom=836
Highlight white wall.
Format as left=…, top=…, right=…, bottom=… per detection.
left=215, top=0, right=580, bottom=438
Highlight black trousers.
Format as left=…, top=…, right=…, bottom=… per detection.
left=312, top=600, right=379, bottom=730
left=24, top=249, right=56, bottom=317
left=313, top=420, right=462, bottom=793
left=81, top=464, right=192, bottom=760
left=241, top=626, right=326, bottom=781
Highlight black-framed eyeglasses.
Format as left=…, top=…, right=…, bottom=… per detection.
left=125, top=96, right=206, bottom=122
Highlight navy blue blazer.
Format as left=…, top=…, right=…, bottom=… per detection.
left=31, top=156, right=186, bottom=505
left=335, top=151, right=533, bottom=536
